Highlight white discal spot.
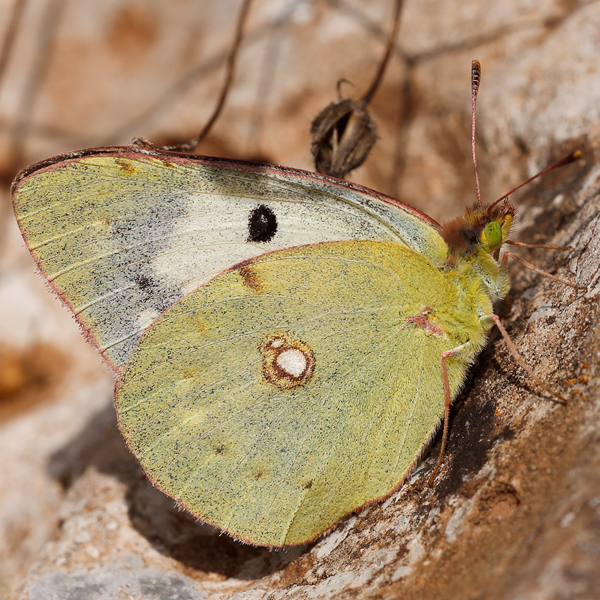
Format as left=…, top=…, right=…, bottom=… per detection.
left=259, top=331, right=315, bottom=388
left=276, top=348, right=307, bottom=377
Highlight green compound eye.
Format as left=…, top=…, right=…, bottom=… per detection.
left=484, top=221, right=503, bottom=249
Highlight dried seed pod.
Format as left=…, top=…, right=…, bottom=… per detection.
left=310, top=0, right=403, bottom=179
left=310, top=98, right=377, bottom=179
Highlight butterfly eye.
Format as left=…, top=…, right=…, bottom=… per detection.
left=484, top=221, right=503, bottom=249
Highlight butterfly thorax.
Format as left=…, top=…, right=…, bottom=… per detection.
left=431, top=256, right=492, bottom=356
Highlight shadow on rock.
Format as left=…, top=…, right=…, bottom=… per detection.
left=47, top=401, right=309, bottom=579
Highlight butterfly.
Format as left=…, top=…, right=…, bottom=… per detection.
left=11, top=64, right=582, bottom=547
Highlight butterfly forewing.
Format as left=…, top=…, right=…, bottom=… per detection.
left=12, top=148, right=447, bottom=371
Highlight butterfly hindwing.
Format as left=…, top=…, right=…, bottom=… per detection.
left=12, top=148, right=448, bottom=371
left=115, top=240, right=473, bottom=546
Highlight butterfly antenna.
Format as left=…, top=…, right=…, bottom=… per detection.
left=471, top=60, right=483, bottom=208
left=489, top=150, right=583, bottom=209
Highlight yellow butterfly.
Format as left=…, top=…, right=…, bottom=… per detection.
left=11, top=63, right=582, bottom=546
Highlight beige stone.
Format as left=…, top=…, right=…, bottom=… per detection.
left=0, top=0, right=598, bottom=598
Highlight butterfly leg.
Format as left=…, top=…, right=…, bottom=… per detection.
left=501, top=250, right=586, bottom=290
left=481, top=314, right=567, bottom=405
left=429, top=341, right=471, bottom=483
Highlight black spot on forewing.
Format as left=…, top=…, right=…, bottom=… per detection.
left=248, top=205, right=277, bottom=243
left=134, top=274, right=154, bottom=290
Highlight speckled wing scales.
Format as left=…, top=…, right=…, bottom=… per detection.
left=12, top=148, right=448, bottom=371
left=115, top=240, right=466, bottom=546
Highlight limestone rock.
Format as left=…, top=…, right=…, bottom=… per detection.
left=0, top=1, right=598, bottom=598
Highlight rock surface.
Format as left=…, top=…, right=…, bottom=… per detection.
left=0, top=0, right=599, bottom=598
